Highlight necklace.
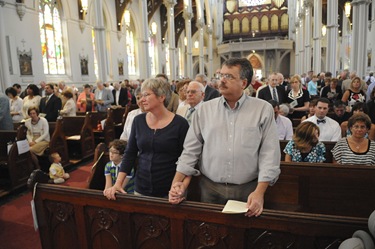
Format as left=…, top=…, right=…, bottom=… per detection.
left=350, top=137, right=365, bottom=150
left=31, top=118, right=40, bottom=125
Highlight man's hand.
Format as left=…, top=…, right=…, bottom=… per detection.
left=168, top=181, right=186, bottom=204
left=245, top=191, right=264, bottom=217
left=103, top=185, right=126, bottom=200
left=245, top=182, right=268, bottom=217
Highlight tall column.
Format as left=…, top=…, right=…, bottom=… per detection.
left=313, top=0, right=322, bottom=73
left=207, top=27, right=213, bottom=78
left=197, top=21, right=205, bottom=75
left=123, top=27, right=128, bottom=79
left=93, top=0, right=108, bottom=81
left=341, top=11, right=351, bottom=70
left=164, top=0, right=177, bottom=81
left=297, top=7, right=305, bottom=74
left=0, top=3, right=11, bottom=90
left=351, top=0, right=370, bottom=78
left=326, top=0, right=338, bottom=75
left=183, top=2, right=193, bottom=78
left=139, top=0, right=151, bottom=78
left=370, top=0, right=375, bottom=71
left=304, top=0, right=313, bottom=72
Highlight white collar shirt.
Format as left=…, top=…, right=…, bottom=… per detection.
left=303, top=115, right=341, bottom=142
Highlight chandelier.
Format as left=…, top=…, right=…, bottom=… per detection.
left=241, top=0, right=266, bottom=6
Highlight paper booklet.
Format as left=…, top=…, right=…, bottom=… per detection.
left=222, top=200, right=248, bottom=214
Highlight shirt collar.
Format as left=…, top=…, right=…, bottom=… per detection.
left=111, top=161, right=121, bottom=168
left=222, top=93, right=247, bottom=110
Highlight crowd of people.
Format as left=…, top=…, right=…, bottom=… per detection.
left=1, top=59, right=375, bottom=217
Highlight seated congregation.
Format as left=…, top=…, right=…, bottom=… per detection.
left=2, top=60, right=375, bottom=249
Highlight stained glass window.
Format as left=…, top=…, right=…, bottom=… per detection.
left=126, top=30, right=136, bottom=75
left=39, top=0, right=65, bottom=75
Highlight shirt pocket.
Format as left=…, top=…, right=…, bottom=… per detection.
left=241, top=127, right=261, bottom=149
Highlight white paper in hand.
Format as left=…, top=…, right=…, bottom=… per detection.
left=222, top=200, right=248, bottom=214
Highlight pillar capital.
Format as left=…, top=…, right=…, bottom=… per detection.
left=163, top=0, right=177, bottom=8
left=183, top=9, right=194, bottom=20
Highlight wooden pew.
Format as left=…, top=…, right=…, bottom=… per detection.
left=111, top=107, right=126, bottom=138
left=280, top=140, right=336, bottom=163
left=86, top=142, right=108, bottom=190
left=31, top=183, right=369, bottom=249
left=102, top=109, right=115, bottom=146
left=265, top=162, right=375, bottom=218
left=62, top=113, right=95, bottom=161
left=0, top=125, right=34, bottom=196
left=48, top=118, right=69, bottom=168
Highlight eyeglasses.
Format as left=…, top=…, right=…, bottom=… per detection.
left=186, top=90, right=201, bottom=94
left=217, top=73, right=237, bottom=80
left=352, top=125, right=368, bottom=130
left=109, top=149, right=120, bottom=154
left=141, top=92, right=155, bottom=98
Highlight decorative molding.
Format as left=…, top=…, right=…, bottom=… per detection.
left=117, top=30, right=123, bottom=41
left=79, top=20, right=86, bottom=33
left=16, top=2, right=26, bottom=21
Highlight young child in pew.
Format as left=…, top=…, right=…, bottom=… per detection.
left=284, top=122, right=326, bottom=163
left=104, top=139, right=134, bottom=194
left=49, top=152, right=70, bottom=184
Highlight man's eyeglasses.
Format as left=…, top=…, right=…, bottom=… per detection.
left=217, top=73, right=237, bottom=80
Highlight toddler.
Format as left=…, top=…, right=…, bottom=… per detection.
left=49, top=152, right=70, bottom=183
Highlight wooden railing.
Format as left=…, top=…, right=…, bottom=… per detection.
left=33, top=184, right=368, bottom=249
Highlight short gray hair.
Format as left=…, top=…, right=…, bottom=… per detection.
left=141, top=78, right=171, bottom=107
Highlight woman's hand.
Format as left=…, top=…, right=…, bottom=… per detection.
left=168, top=181, right=186, bottom=204
left=103, top=185, right=126, bottom=200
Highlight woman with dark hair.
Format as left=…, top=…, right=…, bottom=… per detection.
left=77, top=84, right=95, bottom=112
left=104, top=78, right=189, bottom=199
left=22, top=84, right=41, bottom=119
left=340, top=102, right=375, bottom=140
left=320, top=78, right=343, bottom=103
left=24, top=106, right=50, bottom=167
left=332, top=113, right=375, bottom=165
left=59, top=90, right=76, bottom=116
left=284, top=122, right=325, bottom=162
left=5, top=87, right=24, bottom=122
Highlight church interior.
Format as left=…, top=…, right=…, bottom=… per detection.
left=1, top=0, right=375, bottom=249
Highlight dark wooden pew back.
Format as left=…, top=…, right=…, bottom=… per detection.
left=31, top=184, right=369, bottom=249
left=87, top=143, right=108, bottom=190
left=265, top=162, right=375, bottom=218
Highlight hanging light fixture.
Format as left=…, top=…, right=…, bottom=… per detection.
left=344, top=2, right=351, bottom=18
left=81, top=0, right=88, bottom=12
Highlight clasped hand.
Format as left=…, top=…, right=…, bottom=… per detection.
left=168, top=182, right=186, bottom=204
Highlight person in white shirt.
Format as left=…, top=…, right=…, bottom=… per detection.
left=120, top=88, right=144, bottom=141
left=268, top=100, right=293, bottom=140
left=303, top=98, right=341, bottom=142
